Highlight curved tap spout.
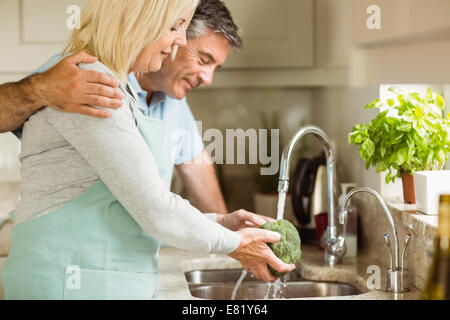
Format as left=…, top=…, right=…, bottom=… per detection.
left=277, top=125, right=339, bottom=266
left=341, top=187, right=400, bottom=270
left=278, top=125, right=337, bottom=228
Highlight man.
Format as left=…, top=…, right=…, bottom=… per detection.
left=0, top=0, right=238, bottom=216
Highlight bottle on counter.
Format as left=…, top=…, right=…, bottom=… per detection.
left=422, top=194, right=450, bottom=300
left=338, top=183, right=358, bottom=258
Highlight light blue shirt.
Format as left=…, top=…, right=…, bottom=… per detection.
left=14, top=54, right=205, bottom=165
left=127, top=74, right=204, bottom=165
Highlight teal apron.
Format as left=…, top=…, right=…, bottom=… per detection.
left=1, top=84, right=173, bottom=300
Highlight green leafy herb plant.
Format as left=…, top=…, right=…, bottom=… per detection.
left=349, top=87, right=450, bottom=184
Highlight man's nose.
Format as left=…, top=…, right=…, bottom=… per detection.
left=199, top=69, right=214, bottom=87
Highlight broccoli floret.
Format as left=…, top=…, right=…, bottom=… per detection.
left=260, top=219, right=301, bottom=277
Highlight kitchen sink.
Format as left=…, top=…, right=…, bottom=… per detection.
left=185, top=269, right=363, bottom=300
left=185, top=268, right=302, bottom=284
left=189, top=281, right=362, bottom=300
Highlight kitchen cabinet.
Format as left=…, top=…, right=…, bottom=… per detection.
left=0, top=0, right=88, bottom=82
left=222, top=0, right=314, bottom=69
left=211, top=0, right=349, bottom=88
left=0, top=0, right=345, bottom=89
left=0, top=0, right=314, bottom=74
left=351, top=0, right=450, bottom=47
left=348, top=0, right=450, bottom=86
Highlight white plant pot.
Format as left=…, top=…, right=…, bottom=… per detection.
left=413, top=170, right=450, bottom=215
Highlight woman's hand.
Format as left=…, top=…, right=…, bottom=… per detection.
left=228, top=228, right=296, bottom=283
left=217, top=210, right=275, bottom=231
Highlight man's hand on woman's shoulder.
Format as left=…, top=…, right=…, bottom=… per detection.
left=37, top=51, right=124, bottom=118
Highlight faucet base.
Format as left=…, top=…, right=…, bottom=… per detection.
left=324, top=227, right=346, bottom=266
left=324, top=253, right=344, bottom=267
left=386, top=269, right=409, bottom=293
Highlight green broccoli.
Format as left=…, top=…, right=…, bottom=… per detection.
left=260, top=219, right=301, bottom=277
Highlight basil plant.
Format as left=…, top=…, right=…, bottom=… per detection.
left=349, top=87, right=450, bottom=184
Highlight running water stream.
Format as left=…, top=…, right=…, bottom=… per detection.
left=276, top=191, right=287, bottom=221
left=260, top=191, right=288, bottom=299
left=264, top=275, right=288, bottom=299
left=231, top=191, right=289, bottom=300
left=263, top=282, right=273, bottom=299
left=231, top=270, right=247, bottom=300
left=231, top=271, right=288, bottom=300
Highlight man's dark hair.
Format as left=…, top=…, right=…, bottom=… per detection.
left=187, top=0, right=243, bottom=49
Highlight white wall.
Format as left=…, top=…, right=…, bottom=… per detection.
left=311, top=87, right=380, bottom=189
left=0, top=134, right=21, bottom=182
left=187, top=88, right=313, bottom=176
left=311, top=0, right=382, bottom=190
left=312, top=0, right=450, bottom=196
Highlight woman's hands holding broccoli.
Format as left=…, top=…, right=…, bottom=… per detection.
left=217, top=210, right=274, bottom=231
left=219, top=210, right=297, bottom=282
left=228, top=227, right=296, bottom=283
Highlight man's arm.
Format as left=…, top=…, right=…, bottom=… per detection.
left=176, top=150, right=228, bottom=214
left=0, top=51, right=123, bottom=133
left=0, top=73, right=47, bottom=132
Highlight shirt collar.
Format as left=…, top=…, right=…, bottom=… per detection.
left=127, top=73, right=166, bottom=110
left=149, top=91, right=166, bottom=108
left=127, top=73, right=147, bottom=98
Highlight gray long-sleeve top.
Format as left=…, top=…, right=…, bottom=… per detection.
left=15, top=61, right=241, bottom=255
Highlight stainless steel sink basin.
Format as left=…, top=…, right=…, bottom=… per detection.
left=189, top=281, right=362, bottom=300
left=185, top=269, right=363, bottom=300
left=185, top=268, right=302, bottom=284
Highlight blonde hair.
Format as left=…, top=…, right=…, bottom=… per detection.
left=64, top=0, right=199, bottom=82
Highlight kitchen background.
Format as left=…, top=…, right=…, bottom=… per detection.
left=1, top=0, right=450, bottom=255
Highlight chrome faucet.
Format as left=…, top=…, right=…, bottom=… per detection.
left=340, top=187, right=409, bottom=293
left=278, top=125, right=346, bottom=267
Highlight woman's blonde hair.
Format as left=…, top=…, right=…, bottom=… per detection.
left=64, top=0, right=199, bottom=82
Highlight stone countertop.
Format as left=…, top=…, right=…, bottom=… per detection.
left=153, top=245, right=422, bottom=300
left=387, top=201, right=438, bottom=236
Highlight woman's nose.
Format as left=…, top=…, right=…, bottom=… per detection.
left=174, top=28, right=187, bottom=48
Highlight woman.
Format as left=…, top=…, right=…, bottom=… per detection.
left=2, top=0, right=294, bottom=300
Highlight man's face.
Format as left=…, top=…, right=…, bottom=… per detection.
left=154, top=30, right=232, bottom=99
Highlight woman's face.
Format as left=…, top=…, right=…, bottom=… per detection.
left=132, top=15, right=190, bottom=73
